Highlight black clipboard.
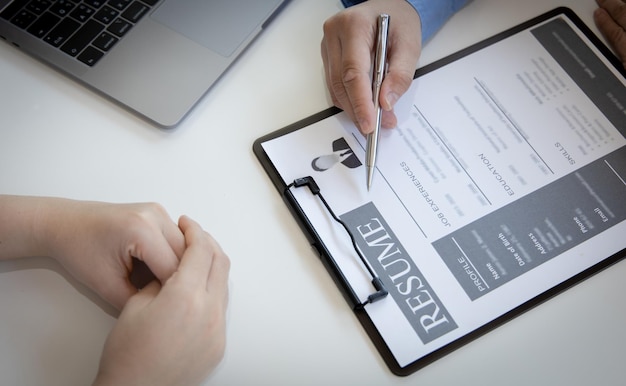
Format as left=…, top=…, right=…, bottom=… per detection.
left=253, top=7, right=626, bottom=376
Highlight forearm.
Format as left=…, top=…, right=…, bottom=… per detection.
left=0, top=195, right=47, bottom=260
left=0, top=195, right=75, bottom=261
left=406, top=0, right=470, bottom=41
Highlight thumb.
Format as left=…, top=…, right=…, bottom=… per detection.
left=105, top=279, right=138, bottom=311
left=123, top=280, right=161, bottom=311
left=379, top=30, right=421, bottom=112
left=379, top=56, right=417, bottom=112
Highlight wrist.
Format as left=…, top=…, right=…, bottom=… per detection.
left=31, top=197, right=76, bottom=263
left=0, top=195, right=54, bottom=260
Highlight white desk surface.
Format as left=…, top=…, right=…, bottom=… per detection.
left=1, top=1, right=625, bottom=385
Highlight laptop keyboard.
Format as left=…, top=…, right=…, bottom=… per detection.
left=1, top=0, right=158, bottom=67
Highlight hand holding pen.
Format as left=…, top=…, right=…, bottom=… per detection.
left=321, top=0, right=423, bottom=136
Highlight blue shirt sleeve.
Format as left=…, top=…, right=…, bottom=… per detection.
left=340, top=0, right=470, bottom=42
left=341, top=0, right=366, bottom=6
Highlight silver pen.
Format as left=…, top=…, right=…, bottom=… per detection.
left=366, top=14, right=390, bottom=191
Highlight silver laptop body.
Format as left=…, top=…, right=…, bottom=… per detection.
left=0, top=0, right=289, bottom=128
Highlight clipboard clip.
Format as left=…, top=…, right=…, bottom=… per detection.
left=285, top=176, right=388, bottom=309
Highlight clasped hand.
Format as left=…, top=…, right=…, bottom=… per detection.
left=0, top=196, right=230, bottom=386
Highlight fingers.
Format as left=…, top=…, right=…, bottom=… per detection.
left=126, top=280, right=161, bottom=309
left=177, top=216, right=213, bottom=288
left=322, top=12, right=376, bottom=134
left=177, top=216, right=230, bottom=297
left=129, top=204, right=185, bottom=286
left=377, top=22, right=422, bottom=130
left=106, top=279, right=138, bottom=311
left=205, top=234, right=230, bottom=310
left=595, top=0, right=626, bottom=66
left=381, top=29, right=421, bottom=112
left=133, top=229, right=179, bottom=284
left=321, top=0, right=422, bottom=135
left=597, top=0, right=626, bottom=24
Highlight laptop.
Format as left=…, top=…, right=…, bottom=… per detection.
left=0, top=0, right=290, bottom=128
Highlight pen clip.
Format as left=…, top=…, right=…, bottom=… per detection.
left=372, top=14, right=390, bottom=96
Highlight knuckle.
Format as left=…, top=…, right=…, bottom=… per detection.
left=329, top=78, right=347, bottom=99
left=321, top=17, right=336, bottom=34
left=142, top=201, right=167, bottom=216
left=127, top=202, right=167, bottom=226
left=341, top=64, right=365, bottom=86
left=322, top=11, right=359, bottom=34
left=124, top=204, right=162, bottom=230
